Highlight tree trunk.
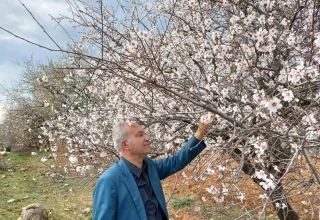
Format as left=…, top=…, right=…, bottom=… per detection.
left=232, top=149, right=300, bottom=220
left=269, top=183, right=299, bottom=220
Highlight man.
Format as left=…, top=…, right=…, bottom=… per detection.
left=93, top=114, right=214, bottom=220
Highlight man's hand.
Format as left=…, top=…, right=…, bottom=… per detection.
left=194, top=113, right=215, bottom=140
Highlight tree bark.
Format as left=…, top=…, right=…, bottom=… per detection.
left=232, top=148, right=300, bottom=220
left=270, top=185, right=299, bottom=220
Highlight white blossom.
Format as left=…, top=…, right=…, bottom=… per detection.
left=241, top=94, right=248, bottom=103
left=69, top=155, right=78, bottom=164
left=200, top=113, right=215, bottom=124
left=254, top=170, right=267, bottom=180
left=282, top=89, right=294, bottom=102
left=265, top=97, right=283, bottom=113
left=206, top=168, right=215, bottom=175
left=237, top=193, right=245, bottom=203
left=42, top=75, right=48, bottom=83
left=315, top=35, right=320, bottom=47
left=259, top=194, right=268, bottom=199
left=287, top=34, right=295, bottom=46
left=217, top=165, right=225, bottom=171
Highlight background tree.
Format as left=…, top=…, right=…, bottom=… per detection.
left=1, top=58, right=70, bottom=152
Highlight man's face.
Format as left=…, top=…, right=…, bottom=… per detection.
left=123, top=123, right=151, bottom=156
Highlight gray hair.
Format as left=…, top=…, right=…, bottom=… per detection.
left=112, top=120, right=129, bottom=152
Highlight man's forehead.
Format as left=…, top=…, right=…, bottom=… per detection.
left=124, top=123, right=144, bottom=134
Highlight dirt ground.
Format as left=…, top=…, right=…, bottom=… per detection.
left=161, top=153, right=320, bottom=220
left=1, top=151, right=319, bottom=220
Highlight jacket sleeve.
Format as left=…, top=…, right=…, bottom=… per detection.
left=92, top=175, right=117, bottom=220
left=153, top=135, right=206, bottom=180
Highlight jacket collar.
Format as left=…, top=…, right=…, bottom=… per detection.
left=118, top=158, right=147, bottom=220
left=121, top=157, right=148, bottom=178
left=118, top=157, right=169, bottom=220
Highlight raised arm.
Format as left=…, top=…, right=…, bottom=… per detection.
left=153, top=113, right=214, bottom=180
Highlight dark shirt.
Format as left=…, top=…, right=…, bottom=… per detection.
left=122, top=157, right=163, bottom=220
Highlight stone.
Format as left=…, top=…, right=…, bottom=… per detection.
left=19, top=203, right=48, bottom=220
left=7, top=199, right=15, bottom=203
left=82, top=207, right=91, bottom=214
left=0, top=151, right=7, bottom=156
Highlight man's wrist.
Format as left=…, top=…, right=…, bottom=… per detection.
left=194, top=131, right=205, bottom=140
left=194, top=123, right=208, bottom=140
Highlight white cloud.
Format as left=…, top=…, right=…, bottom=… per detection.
left=0, top=36, right=13, bottom=41
left=19, top=0, right=71, bottom=19
left=0, top=0, right=75, bottom=44
left=0, top=0, right=71, bottom=22
left=0, top=0, right=80, bottom=87
left=0, top=1, right=71, bottom=88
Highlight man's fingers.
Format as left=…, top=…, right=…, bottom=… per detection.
left=200, top=113, right=215, bottom=124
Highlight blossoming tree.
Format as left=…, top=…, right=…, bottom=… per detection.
left=2, top=0, right=320, bottom=218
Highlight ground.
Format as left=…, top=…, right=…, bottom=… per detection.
left=0, top=152, right=318, bottom=219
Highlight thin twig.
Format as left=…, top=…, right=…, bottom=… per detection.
left=18, top=0, right=62, bottom=50
left=302, top=139, right=320, bottom=185
left=0, top=27, right=59, bottom=51
left=100, top=0, right=104, bottom=60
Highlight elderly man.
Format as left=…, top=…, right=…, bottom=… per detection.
left=93, top=114, right=214, bottom=220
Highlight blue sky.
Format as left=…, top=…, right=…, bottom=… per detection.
left=0, top=0, right=139, bottom=122
left=0, top=0, right=84, bottom=121
left=0, top=0, right=79, bottom=81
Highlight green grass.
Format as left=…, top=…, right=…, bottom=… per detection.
left=0, top=152, right=93, bottom=220
left=6, top=153, right=31, bottom=163
left=171, top=197, right=193, bottom=209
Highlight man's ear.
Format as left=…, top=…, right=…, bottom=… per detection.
left=121, top=139, right=129, bottom=151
